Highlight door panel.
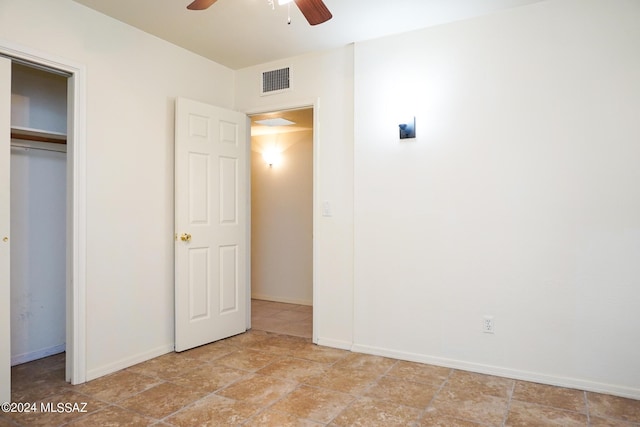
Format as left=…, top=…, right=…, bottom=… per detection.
left=175, top=97, right=248, bottom=352
left=1, top=56, right=12, bottom=403
left=219, top=156, right=237, bottom=224
left=219, top=244, right=238, bottom=313
left=188, top=248, right=209, bottom=320
left=189, top=153, right=209, bottom=224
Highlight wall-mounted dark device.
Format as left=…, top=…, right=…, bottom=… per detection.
left=399, top=117, right=416, bottom=139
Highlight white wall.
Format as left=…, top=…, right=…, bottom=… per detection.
left=10, top=147, right=66, bottom=364
left=236, top=48, right=355, bottom=349
left=251, top=131, right=313, bottom=305
left=238, top=0, right=640, bottom=399
left=1, top=0, right=235, bottom=379
left=353, top=0, right=640, bottom=398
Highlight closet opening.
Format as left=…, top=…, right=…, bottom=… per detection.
left=1, top=44, right=86, bottom=403
left=10, top=61, right=69, bottom=369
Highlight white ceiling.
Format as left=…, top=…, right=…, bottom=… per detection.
left=72, top=0, right=545, bottom=70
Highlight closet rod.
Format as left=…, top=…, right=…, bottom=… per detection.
left=11, top=131, right=67, bottom=145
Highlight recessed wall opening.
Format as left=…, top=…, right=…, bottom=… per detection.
left=10, top=61, right=68, bottom=372
left=249, top=107, right=313, bottom=338
left=1, top=45, right=86, bottom=403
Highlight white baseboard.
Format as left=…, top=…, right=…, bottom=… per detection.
left=350, top=343, right=640, bottom=400
left=251, top=293, right=312, bottom=306
left=85, top=343, right=174, bottom=382
left=11, top=344, right=66, bottom=366
left=316, top=337, right=353, bottom=351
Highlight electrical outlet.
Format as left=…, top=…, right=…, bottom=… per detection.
left=483, top=315, right=495, bottom=334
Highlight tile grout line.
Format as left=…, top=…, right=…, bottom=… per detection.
left=500, top=379, right=516, bottom=427
left=584, top=390, right=591, bottom=426
left=508, top=395, right=597, bottom=420
left=414, top=367, right=454, bottom=424
left=155, top=370, right=259, bottom=426
left=320, top=360, right=398, bottom=426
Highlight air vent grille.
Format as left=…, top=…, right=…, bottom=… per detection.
left=262, top=67, right=290, bottom=95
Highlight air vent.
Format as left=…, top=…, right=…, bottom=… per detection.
left=261, top=67, right=290, bottom=95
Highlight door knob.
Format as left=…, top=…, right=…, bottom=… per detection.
left=180, top=233, right=192, bottom=242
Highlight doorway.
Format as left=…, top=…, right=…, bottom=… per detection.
left=249, top=107, right=314, bottom=339
left=0, top=43, right=87, bottom=400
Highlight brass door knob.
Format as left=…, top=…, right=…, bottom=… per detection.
left=180, top=233, right=192, bottom=242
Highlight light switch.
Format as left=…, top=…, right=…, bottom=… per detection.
left=322, top=201, right=332, bottom=217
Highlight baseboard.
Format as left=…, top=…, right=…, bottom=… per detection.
left=251, top=293, right=312, bottom=306
left=11, top=344, right=66, bottom=366
left=350, top=343, right=640, bottom=400
left=85, top=343, right=174, bottom=382
left=316, top=337, right=353, bottom=351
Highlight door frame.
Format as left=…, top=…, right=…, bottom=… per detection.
left=0, top=39, right=87, bottom=384
left=243, top=98, right=319, bottom=344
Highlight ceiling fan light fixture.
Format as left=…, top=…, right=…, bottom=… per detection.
left=186, top=0, right=332, bottom=27
left=186, top=0, right=218, bottom=11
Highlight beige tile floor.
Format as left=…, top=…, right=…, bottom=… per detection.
left=2, top=300, right=639, bottom=426
left=251, top=299, right=312, bottom=339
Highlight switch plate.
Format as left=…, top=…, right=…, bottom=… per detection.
left=322, top=201, right=332, bottom=217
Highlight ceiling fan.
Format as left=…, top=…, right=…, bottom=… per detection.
left=186, top=0, right=332, bottom=26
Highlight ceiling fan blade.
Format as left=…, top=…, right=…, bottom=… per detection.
left=187, top=0, right=217, bottom=10
left=294, top=0, right=332, bottom=25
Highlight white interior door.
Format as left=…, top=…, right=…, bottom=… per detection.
left=1, top=56, right=12, bottom=403
left=175, top=97, right=248, bottom=352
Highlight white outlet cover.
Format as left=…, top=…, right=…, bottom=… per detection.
left=483, top=316, right=495, bottom=333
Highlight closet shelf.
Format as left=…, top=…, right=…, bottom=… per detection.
left=11, top=126, right=67, bottom=145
